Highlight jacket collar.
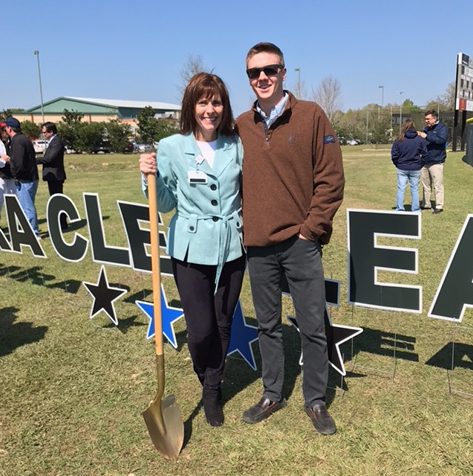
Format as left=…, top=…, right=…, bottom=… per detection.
left=183, top=133, right=234, bottom=177
left=251, top=90, right=296, bottom=126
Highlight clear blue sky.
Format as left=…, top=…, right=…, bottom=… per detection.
left=2, top=0, right=472, bottom=116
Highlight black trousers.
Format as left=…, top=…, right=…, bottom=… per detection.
left=47, top=180, right=67, bottom=230
left=247, top=236, right=328, bottom=407
left=172, top=254, right=246, bottom=391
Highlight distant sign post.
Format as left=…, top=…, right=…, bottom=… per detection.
left=453, top=52, right=473, bottom=151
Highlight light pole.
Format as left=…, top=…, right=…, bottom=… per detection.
left=33, top=50, right=45, bottom=124
left=378, top=85, right=384, bottom=120
left=399, top=91, right=404, bottom=135
left=294, top=67, right=301, bottom=98
left=378, top=85, right=385, bottom=107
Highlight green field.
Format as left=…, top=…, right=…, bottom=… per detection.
left=1, top=148, right=473, bottom=475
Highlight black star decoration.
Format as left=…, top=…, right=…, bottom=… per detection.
left=83, top=265, right=127, bottom=325
left=288, top=310, right=363, bottom=376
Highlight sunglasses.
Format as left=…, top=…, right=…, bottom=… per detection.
left=246, top=64, right=284, bottom=80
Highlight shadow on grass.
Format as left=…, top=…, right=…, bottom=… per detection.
left=425, top=342, right=473, bottom=370
left=183, top=400, right=203, bottom=447
left=391, top=204, right=416, bottom=211
left=124, top=289, right=153, bottom=304
left=102, top=314, right=147, bottom=334
left=349, top=326, right=419, bottom=362
left=0, top=262, right=82, bottom=294
left=0, top=306, right=48, bottom=357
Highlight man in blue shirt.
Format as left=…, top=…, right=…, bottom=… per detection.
left=418, top=110, right=448, bottom=214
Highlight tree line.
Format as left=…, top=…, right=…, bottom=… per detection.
left=0, top=72, right=457, bottom=149
left=312, top=78, right=456, bottom=144
left=0, top=106, right=179, bottom=153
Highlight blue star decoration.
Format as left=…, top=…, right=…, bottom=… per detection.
left=82, top=265, right=127, bottom=325
left=288, top=310, right=363, bottom=376
left=136, top=284, right=184, bottom=349
left=227, top=301, right=259, bottom=371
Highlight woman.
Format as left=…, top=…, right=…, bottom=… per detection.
left=139, top=73, right=245, bottom=427
left=391, top=118, right=427, bottom=211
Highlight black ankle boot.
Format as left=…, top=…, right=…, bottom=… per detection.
left=202, top=388, right=224, bottom=427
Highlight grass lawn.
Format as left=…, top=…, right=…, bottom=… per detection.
left=1, top=147, right=473, bottom=475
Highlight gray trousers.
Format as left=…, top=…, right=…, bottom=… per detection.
left=247, top=235, right=328, bottom=407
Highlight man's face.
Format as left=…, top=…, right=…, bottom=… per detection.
left=246, top=52, right=286, bottom=106
left=41, top=127, right=53, bottom=139
left=5, top=126, right=13, bottom=138
left=424, top=114, right=437, bottom=127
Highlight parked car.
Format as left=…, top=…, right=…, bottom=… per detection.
left=91, top=140, right=112, bottom=154
left=123, top=142, right=134, bottom=153
left=33, top=139, right=48, bottom=154
left=132, top=142, right=158, bottom=153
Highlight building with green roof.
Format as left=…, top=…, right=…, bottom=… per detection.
left=17, top=96, right=181, bottom=126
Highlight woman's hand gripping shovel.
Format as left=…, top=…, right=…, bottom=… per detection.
left=142, top=171, right=184, bottom=459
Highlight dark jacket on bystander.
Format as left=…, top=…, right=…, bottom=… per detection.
left=423, top=121, right=448, bottom=164
left=391, top=129, right=427, bottom=171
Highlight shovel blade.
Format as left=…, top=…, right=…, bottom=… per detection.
left=142, top=394, right=184, bottom=459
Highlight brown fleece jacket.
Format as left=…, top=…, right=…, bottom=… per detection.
left=236, top=92, right=344, bottom=247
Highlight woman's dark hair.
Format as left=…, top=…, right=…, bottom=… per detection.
left=180, top=72, right=234, bottom=137
left=398, top=118, right=416, bottom=141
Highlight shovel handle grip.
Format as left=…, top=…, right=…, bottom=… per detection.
left=147, top=173, right=164, bottom=357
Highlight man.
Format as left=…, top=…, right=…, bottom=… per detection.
left=236, top=43, right=344, bottom=435
left=4, top=117, right=40, bottom=236
left=418, top=110, right=448, bottom=214
left=0, top=121, right=17, bottom=219
left=38, top=121, right=68, bottom=230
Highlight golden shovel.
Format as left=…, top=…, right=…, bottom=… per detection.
left=142, top=172, right=184, bottom=459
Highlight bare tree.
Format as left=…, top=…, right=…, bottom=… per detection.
left=313, top=76, right=342, bottom=122
left=179, top=54, right=207, bottom=98
left=426, top=81, right=456, bottom=112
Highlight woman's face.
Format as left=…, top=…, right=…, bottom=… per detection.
left=194, top=94, right=223, bottom=142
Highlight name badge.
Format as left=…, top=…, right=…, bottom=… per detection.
left=188, top=170, right=208, bottom=184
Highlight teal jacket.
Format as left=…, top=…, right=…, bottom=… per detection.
left=153, top=133, right=244, bottom=282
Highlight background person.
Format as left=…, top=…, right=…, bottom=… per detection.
left=0, top=121, right=17, bottom=219
left=139, top=73, right=245, bottom=427
left=3, top=117, right=40, bottom=236
left=236, top=42, right=344, bottom=436
left=417, top=110, right=448, bottom=214
left=391, top=118, right=426, bottom=212
left=38, top=121, right=68, bottom=230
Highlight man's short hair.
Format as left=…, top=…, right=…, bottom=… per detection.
left=246, top=42, right=285, bottom=67
left=42, top=121, right=57, bottom=134
left=425, top=110, right=439, bottom=119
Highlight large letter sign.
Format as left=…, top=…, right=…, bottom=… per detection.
left=3, top=195, right=45, bottom=258
left=48, top=194, right=88, bottom=262
left=3, top=194, right=473, bottom=374
left=348, top=209, right=422, bottom=313
left=429, top=214, right=473, bottom=322
left=84, top=193, right=130, bottom=267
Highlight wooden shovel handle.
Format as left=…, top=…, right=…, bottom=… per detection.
left=147, top=173, right=163, bottom=357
